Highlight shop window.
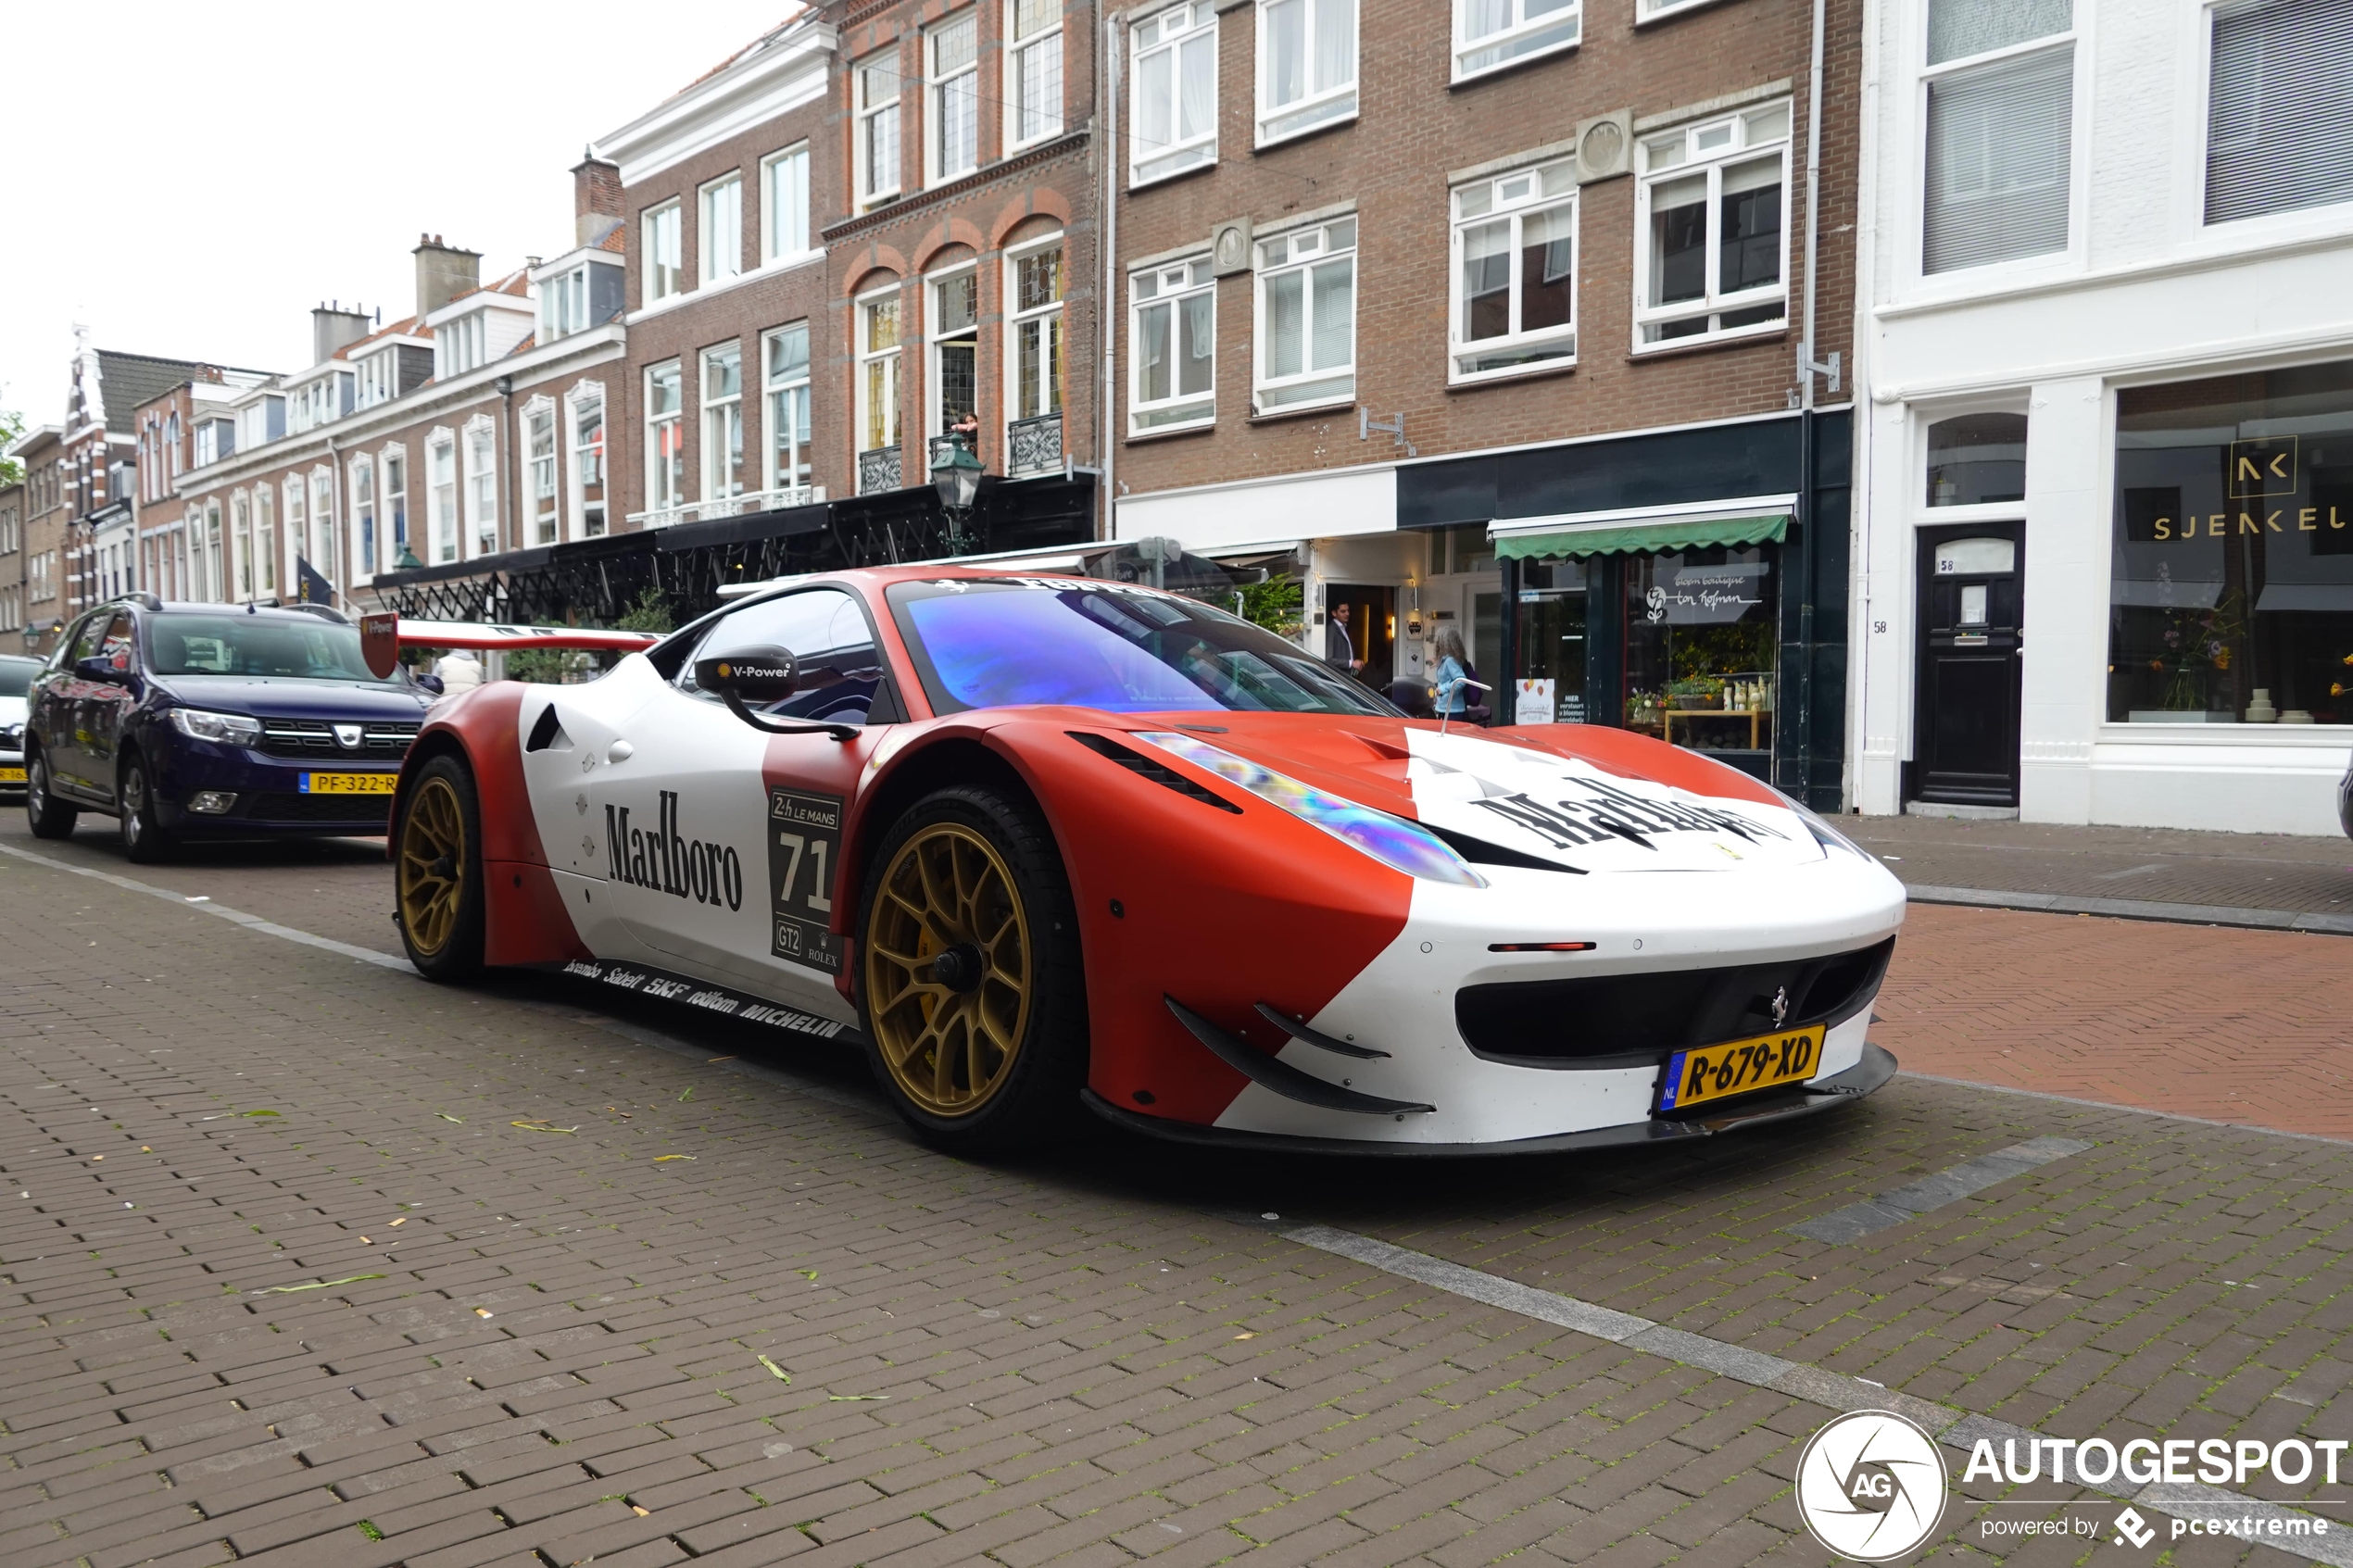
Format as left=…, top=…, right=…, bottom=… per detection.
left=1451, top=157, right=1578, bottom=383
left=1131, top=1, right=1217, bottom=185
left=1921, top=0, right=2075, bottom=273
left=2109, top=359, right=2353, bottom=724
left=1634, top=104, right=1789, bottom=349
left=1455, top=0, right=1579, bottom=82
left=2207, top=0, right=2353, bottom=225
left=1624, top=547, right=1777, bottom=751
left=1512, top=558, right=1589, bottom=724
left=1926, top=412, right=2027, bottom=505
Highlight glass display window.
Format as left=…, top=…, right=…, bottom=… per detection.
left=1623, top=546, right=1776, bottom=752
left=2110, top=360, right=2353, bottom=724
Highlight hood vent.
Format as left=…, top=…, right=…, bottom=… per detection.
left=1067, top=732, right=1241, bottom=814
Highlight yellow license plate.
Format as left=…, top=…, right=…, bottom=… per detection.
left=0, top=767, right=23, bottom=784
left=1656, top=1025, right=1825, bottom=1114
left=300, top=771, right=397, bottom=795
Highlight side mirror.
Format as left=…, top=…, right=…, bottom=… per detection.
left=76, top=655, right=128, bottom=685
left=415, top=672, right=446, bottom=696
left=695, top=645, right=799, bottom=708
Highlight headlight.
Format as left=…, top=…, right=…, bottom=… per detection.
left=170, top=708, right=264, bottom=746
left=1131, top=731, right=1486, bottom=887
left=1772, top=785, right=1870, bottom=860
left=0, top=723, right=20, bottom=748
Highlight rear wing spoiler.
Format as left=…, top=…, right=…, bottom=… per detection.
left=359, top=611, right=661, bottom=680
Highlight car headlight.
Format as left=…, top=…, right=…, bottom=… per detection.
left=1131, top=731, right=1486, bottom=887
left=0, top=723, right=20, bottom=748
left=1772, top=785, right=1871, bottom=861
left=170, top=708, right=264, bottom=746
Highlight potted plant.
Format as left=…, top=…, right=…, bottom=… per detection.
left=1667, top=675, right=1720, bottom=710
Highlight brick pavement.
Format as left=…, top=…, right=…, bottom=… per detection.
left=1847, top=818, right=2353, bottom=920
left=3, top=833, right=2347, bottom=1566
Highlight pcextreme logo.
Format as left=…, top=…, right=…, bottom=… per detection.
left=1795, top=1411, right=1948, bottom=1562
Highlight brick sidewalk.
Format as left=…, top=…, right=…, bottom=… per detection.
left=4, top=835, right=2351, bottom=1567
left=1848, top=815, right=2353, bottom=919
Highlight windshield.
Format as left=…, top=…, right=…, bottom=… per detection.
left=887, top=577, right=1398, bottom=716
left=145, top=614, right=403, bottom=684
left=0, top=656, right=38, bottom=698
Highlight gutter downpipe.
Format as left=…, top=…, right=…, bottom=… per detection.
left=1789, top=0, right=1828, bottom=805
left=1849, top=0, right=1883, bottom=811
left=1100, top=6, right=1122, bottom=546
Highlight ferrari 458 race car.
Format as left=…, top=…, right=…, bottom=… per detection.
left=385, top=566, right=1906, bottom=1156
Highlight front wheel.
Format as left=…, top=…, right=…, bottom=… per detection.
left=857, top=785, right=1087, bottom=1156
left=25, top=749, right=77, bottom=840
left=395, top=754, right=485, bottom=981
left=119, top=754, right=175, bottom=864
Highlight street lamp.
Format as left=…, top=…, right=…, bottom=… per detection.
left=928, top=438, right=984, bottom=557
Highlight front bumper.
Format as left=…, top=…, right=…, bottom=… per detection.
left=154, top=741, right=401, bottom=835
left=1086, top=1042, right=1898, bottom=1156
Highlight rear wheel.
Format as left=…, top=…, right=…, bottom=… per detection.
left=25, top=748, right=77, bottom=840
left=118, top=752, right=175, bottom=864
left=858, top=785, right=1087, bottom=1156
left=395, top=754, right=485, bottom=981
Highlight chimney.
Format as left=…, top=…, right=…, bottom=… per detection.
left=413, top=234, right=482, bottom=319
left=572, top=152, right=625, bottom=249
left=312, top=301, right=372, bottom=363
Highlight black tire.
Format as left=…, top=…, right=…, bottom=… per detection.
left=25, top=747, right=77, bottom=840
left=394, top=752, right=486, bottom=982
left=856, top=784, right=1088, bottom=1156
left=118, top=752, right=175, bottom=864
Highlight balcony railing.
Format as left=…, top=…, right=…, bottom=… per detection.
left=1006, top=411, right=1063, bottom=477
left=625, top=484, right=825, bottom=530
left=858, top=445, right=903, bottom=495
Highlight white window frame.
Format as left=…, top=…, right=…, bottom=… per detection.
left=856, top=52, right=904, bottom=209
left=523, top=398, right=559, bottom=546
left=856, top=285, right=904, bottom=467
left=351, top=454, right=378, bottom=579
left=1006, top=236, right=1066, bottom=428
left=381, top=443, right=409, bottom=563
left=310, top=467, right=335, bottom=576
left=1449, top=157, right=1579, bottom=384
left=1911, top=2, right=2082, bottom=283
left=566, top=383, right=608, bottom=539
left=1453, top=0, right=1579, bottom=82
left=460, top=419, right=497, bottom=558
left=1130, top=1, right=1219, bottom=186
left=1007, top=0, right=1064, bottom=150
left=927, top=10, right=981, bottom=184
left=1254, top=0, right=1357, bottom=148
left=429, top=431, right=459, bottom=564
left=1128, top=256, right=1217, bottom=434
left=646, top=361, right=685, bottom=520
left=230, top=491, right=252, bottom=600
left=762, top=325, right=812, bottom=493
left=1631, top=101, right=1793, bottom=352
left=927, top=262, right=981, bottom=440
left=1252, top=216, right=1357, bottom=415
left=358, top=350, right=396, bottom=408
left=699, top=172, right=744, bottom=285
left=283, top=476, right=308, bottom=574
left=644, top=200, right=684, bottom=305
left=253, top=482, right=276, bottom=595
left=761, top=144, right=812, bottom=263
left=542, top=268, right=589, bottom=341
left=700, top=341, right=746, bottom=506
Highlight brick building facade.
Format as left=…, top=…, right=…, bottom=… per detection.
left=1102, top=0, right=1862, bottom=803
left=14, top=427, right=70, bottom=654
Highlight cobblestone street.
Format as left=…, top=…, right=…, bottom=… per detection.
left=4, top=815, right=2351, bottom=1568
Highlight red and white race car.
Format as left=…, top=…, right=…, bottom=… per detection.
left=385, top=567, right=1906, bottom=1156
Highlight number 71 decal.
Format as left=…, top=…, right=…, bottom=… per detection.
left=768, top=789, right=846, bottom=973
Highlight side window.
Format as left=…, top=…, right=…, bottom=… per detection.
left=69, top=615, right=111, bottom=666
left=99, top=614, right=136, bottom=669
left=679, top=589, right=887, bottom=725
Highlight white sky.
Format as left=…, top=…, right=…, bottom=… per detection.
left=0, top=2, right=794, bottom=433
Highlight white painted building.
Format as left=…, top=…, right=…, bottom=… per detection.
left=1852, top=0, right=2353, bottom=834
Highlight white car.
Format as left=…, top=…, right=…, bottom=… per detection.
left=0, top=654, right=38, bottom=797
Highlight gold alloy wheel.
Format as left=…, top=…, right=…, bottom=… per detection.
left=864, top=822, right=1034, bottom=1117
left=397, top=776, right=467, bottom=957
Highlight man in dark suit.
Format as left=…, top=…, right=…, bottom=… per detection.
left=1325, top=598, right=1365, bottom=676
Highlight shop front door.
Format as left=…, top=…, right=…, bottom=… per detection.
left=1912, top=522, right=2024, bottom=807
left=1326, top=583, right=1396, bottom=696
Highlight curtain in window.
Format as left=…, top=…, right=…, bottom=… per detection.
left=1180, top=33, right=1215, bottom=137
left=2207, top=0, right=2353, bottom=223
left=1310, top=259, right=1353, bottom=370
left=1265, top=271, right=1304, bottom=377
left=1315, top=0, right=1354, bottom=92
left=1180, top=294, right=1214, bottom=395
left=1923, top=44, right=2072, bottom=272
left=1139, top=48, right=1174, bottom=150
left=1464, top=0, right=1511, bottom=41
left=1267, top=0, right=1305, bottom=104
left=1139, top=304, right=1173, bottom=402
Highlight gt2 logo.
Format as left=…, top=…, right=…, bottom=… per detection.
left=605, top=791, right=746, bottom=909
left=1471, top=776, right=1785, bottom=850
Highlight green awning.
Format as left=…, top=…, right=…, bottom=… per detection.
left=1492, top=509, right=1790, bottom=560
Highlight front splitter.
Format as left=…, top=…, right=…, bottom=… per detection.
left=1080, top=1043, right=1897, bottom=1158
